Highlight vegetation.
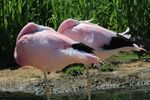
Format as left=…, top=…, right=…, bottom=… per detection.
left=63, top=65, right=85, bottom=77
left=0, top=0, right=150, bottom=68
left=62, top=52, right=150, bottom=75
left=100, top=52, right=138, bottom=72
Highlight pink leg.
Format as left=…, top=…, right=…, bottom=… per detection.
left=86, top=66, right=92, bottom=100
left=43, top=72, right=50, bottom=100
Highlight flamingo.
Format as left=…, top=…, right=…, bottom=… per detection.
left=58, top=18, right=146, bottom=60
left=14, top=22, right=100, bottom=100
left=58, top=19, right=147, bottom=100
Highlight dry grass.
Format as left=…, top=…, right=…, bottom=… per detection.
left=0, top=61, right=150, bottom=86
left=0, top=66, right=61, bottom=86
left=115, top=61, right=150, bottom=78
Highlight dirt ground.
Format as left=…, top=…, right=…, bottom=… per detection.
left=0, top=61, right=150, bottom=94
left=0, top=61, right=150, bottom=95
left=114, top=61, right=150, bottom=78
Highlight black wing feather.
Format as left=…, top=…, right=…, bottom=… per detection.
left=72, top=43, right=95, bottom=54
left=102, top=35, right=133, bottom=50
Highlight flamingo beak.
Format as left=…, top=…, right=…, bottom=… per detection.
left=133, top=44, right=147, bottom=53
left=139, top=48, right=147, bottom=53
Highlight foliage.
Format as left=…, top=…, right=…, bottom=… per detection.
left=0, top=0, right=150, bottom=67
left=63, top=52, right=150, bottom=75
left=100, top=63, right=116, bottom=72
left=63, top=65, right=84, bottom=77
left=100, top=51, right=150, bottom=72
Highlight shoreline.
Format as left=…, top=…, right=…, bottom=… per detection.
left=0, top=61, right=150, bottom=95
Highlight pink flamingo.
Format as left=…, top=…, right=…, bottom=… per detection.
left=14, top=22, right=100, bottom=100
left=58, top=19, right=146, bottom=60
left=58, top=19, right=146, bottom=100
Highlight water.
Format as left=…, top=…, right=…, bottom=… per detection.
left=1, top=87, right=150, bottom=100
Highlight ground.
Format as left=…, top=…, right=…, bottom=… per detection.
left=0, top=60, right=150, bottom=95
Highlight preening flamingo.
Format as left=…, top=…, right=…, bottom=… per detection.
left=14, top=22, right=100, bottom=100
left=58, top=19, right=146, bottom=60
left=58, top=19, right=146, bottom=100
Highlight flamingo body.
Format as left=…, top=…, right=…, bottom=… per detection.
left=14, top=22, right=99, bottom=72
left=58, top=19, right=145, bottom=61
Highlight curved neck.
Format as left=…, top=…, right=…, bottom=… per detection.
left=17, top=22, right=38, bottom=41
left=58, top=19, right=79, bottom=33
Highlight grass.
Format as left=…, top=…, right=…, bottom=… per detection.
left=63, top=66, right=85, bottom=77
left=100, top=52, right=137, bottom=72
left=101, top=51, right=150, bottom=72
left=62, top=52, right=150, bottom=76
left=108, top=52, right=138, bottom=63
left=62, top=63, right=84, bottom=77
left=0, top=0, right=150, bottom=67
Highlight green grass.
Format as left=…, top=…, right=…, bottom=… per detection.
left=0, top=0, right=150, bottom=67
left=60, top=63, right=85, bottom=77
left=108, top=52, right=138, bottom=62
left=101, top=51, right=150, bottom=72
left=62, top=52, right=150, bottom=75
left=63, top=65, right=85, bottom=77
left=100, top=52, right=137, bottom=72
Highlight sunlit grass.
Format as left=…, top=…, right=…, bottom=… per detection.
left=0, top=0, right=150, bottom=67
left=63, top=52, right=150, bottom=74
left=101, top=52, right=150, bottom=72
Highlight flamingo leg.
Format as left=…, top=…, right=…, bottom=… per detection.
left=43, top=72, right=51, bottom=100
left=86, top=66, right=92, bottom=100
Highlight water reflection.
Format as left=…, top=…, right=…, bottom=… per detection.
left=1, top=87, right=150, bottom=100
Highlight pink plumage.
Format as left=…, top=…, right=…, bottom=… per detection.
left=14, top=22, right=99, bottom=72
left=58, top=19, right=146, bottom=61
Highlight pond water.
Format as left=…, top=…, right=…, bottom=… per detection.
left=1, top=87, right=150, bottom=100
